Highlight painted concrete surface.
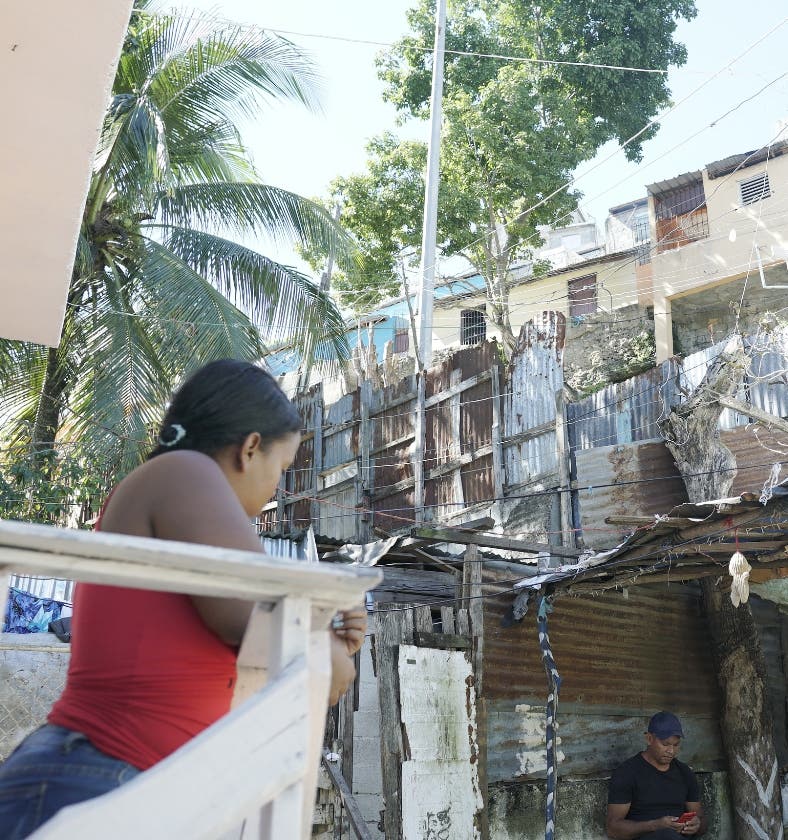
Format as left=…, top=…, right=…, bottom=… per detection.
left=488, top=772, right=735, bottom=839
left=399, top=645, right=482, bottom=840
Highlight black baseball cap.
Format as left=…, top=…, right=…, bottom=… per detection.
left=648, top=711, right=684, bottom=739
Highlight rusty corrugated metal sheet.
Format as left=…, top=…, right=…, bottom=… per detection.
left=482, top=584, right=723, bottom=780
left=574, top=440, right=688, bottom=549
left=723, top=425, right=788, bottom=497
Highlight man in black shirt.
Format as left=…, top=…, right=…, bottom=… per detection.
left=606, top=712, right=706, bottom=839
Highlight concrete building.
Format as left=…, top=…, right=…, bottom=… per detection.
left=649, top=139, right=788, bottom=360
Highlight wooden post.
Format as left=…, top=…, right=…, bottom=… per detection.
left=490, top=366, right=504, bottom=503
left=357, top=379, right=373, bottom=542
left=450, top=368, right=465, bottom=516
left=658, top=337, right=784, bottom=836
left=413, top=372, right=427, bottom=524
left=463, top=543, right=489, bottom=839
left=310, top=389, right=324, bottom=531
left=554, top=390, right=575, bottom=550
left=375, top=608, right=412, bottom=840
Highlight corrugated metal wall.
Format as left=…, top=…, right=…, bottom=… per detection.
left=505, top=313, right=564, bottom=486
left=482, top=584, right=724, bottom=782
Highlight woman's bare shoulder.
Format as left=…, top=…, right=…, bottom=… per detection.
left=100, top=450, right=246, bottom=543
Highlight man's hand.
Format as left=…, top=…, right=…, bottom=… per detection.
left=651, top=815, right=681, bottom=832
left=678, top=814, right=702, bottom=835
left=331, top=607, right=367, bottom=656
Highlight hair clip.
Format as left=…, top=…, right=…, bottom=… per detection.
left=159, top=423, right=187, bottom=447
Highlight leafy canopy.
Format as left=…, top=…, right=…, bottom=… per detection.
left=314, top=0, right=696, bottom=350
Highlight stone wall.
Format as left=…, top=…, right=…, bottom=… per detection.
left=0, top=633, right=69, bottom=760
left=563, top=305, right=656, bottom=396
left=488, top=772, right=735, bottom=839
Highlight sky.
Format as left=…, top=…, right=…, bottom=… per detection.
left=183, top=0, right=788, bottom=273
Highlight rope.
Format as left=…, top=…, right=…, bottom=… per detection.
left=538, top=596, right=561, bottom=840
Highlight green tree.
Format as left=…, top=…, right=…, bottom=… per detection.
left=314, top=0, right=696, bottom=355
left=0, top=0, right=351, bottom=489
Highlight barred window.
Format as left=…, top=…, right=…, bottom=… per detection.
left=460, top=309, right=486, bottom=345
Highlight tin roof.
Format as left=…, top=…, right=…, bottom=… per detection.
left=513, top=479, right=788, bottom=595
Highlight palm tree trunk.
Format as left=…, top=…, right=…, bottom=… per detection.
left=31, top=345, right=68, bottom=459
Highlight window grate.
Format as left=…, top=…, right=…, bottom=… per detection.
left=739, top=172, right=771, bottom=206
left=460, top=309, right=486, bottom=345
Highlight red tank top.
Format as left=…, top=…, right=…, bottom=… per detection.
left=48, top=513, right=238, bottom=770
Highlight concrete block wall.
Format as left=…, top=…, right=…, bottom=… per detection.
left=352, top=641, right=385, bottom=836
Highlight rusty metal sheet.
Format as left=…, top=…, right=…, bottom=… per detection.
left=723, top=425, right=788, bottom=497
left=505, top=313, right=563, bottom=486
left=574, top=441, right=688, bottom=549
left=482, top=585, right=723, bottom=780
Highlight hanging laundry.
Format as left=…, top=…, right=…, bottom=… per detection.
left=3, top=587, right=66, bottom=633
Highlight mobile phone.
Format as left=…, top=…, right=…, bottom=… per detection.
left=676, top=812, right=697, bottom=824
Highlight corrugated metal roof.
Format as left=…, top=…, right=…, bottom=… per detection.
left=705, top=138, right=788, bottom=179
left=647, top=170, right=703, bottom=196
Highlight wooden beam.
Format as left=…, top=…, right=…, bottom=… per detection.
left=423, top=370, right=491, bottom=409
left=321, top=754, right=374, bottom=840
left=490, top=366, right=505, bottom=502
left=411, top=527, right=584, bottom=558
left=716, top=394, right=788, bottom=435
left=413, top=631, right=470, bottom=650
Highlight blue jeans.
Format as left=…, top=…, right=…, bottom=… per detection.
left=0, top=724, right=140, bottom=839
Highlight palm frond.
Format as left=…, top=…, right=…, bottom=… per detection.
left=150, top=225, right=350, bottom=365
left=158, top=183, right=355, bottom=258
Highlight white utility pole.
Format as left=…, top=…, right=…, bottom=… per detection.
left=415, top=0, right=447, bottom=371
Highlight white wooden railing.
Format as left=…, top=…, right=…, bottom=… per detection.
left=0, top=519, right=380, bottom=840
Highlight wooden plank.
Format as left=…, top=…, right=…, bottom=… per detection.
left=440, top=605, right=456, bottom=634
left=376, top=608, right=409, bottom=840
left=500, top=420, right=555, bottom=448
left=413, top=605, right=434, bottom=634
left=413, top=631, right=470, bottom=650
left=0, top=521, right=380, bottom=616
left=358, top=379, right=373, bottom=542
left=423, top=370, right=491, bottom=409
left=411, top=527, right=584, bottom=558
left=490, top=366, right=505, bottom=502
left=321, top=754, right=375, bottom=840
left=450, top=368, right=466, bottom=514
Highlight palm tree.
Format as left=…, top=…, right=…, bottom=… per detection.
left=0, top=1, right=350, bottom=476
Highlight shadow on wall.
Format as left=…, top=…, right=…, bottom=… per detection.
left=487, top=773, right=734, bottom=840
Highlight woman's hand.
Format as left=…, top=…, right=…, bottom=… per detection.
left=329, top=634, right=357, bottom=705
left=331, top=607, right=367, bottom=657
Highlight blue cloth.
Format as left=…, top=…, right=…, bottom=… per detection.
left=0, top=724, right=140, bottom=839
left=3, top=588, right=65, bottom=633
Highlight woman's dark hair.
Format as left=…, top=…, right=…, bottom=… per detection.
left=148, top=359, right=302, bottom=460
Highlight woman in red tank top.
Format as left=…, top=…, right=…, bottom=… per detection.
left=0, top=359, right=365, bottom=839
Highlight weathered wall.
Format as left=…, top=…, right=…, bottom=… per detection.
left=651, top=149, right=788, bottom=360
left=563, top=304, right=655, bottom=396
left=0, top=633, right=69, bottom=760
left=487, top=772, right=735, bottom=839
